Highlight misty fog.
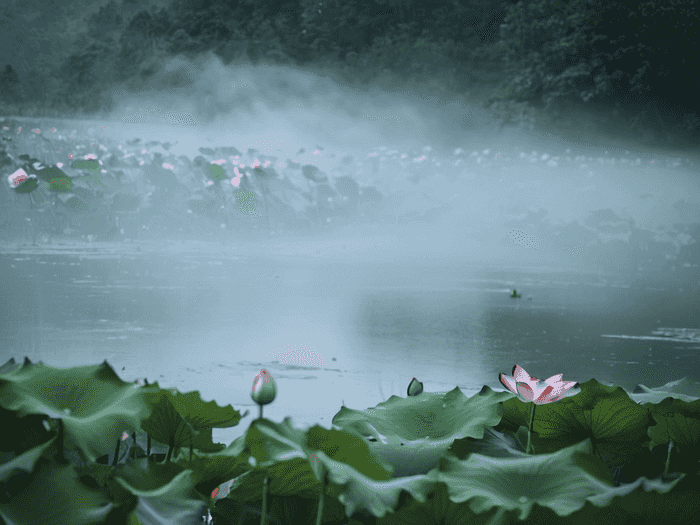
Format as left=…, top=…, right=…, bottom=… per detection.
left=25, top=52, right=699, bottom=274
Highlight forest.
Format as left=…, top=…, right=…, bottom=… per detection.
left=0, top=0, right=698, bottom=147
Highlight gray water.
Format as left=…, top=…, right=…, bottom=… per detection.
left=2, top=244, right=699, bottom=404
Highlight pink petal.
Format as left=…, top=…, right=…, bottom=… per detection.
left=499, top=371, right=518, bottom=394
left=516, top=382, right=535, bottom=402
left=533, top=383, right=556, bottom=404
left=545, top=373, right=563, bottom=385
left=512, top=365, right=531, bottom=382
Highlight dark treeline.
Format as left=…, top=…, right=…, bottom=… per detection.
left=0, top=0, right=698, bottom=146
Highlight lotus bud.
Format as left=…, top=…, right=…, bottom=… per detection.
left=407, top=377, right=423, bottom=396
left=251, top=368, right=277, bottom=406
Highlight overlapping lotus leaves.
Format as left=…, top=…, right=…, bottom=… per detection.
left=171, top=434, right=254, bottom=489
left=0, top=403, right=55, bottom=455
left=645, top=396, right=700, bottom=454
left=1, top=357, right=699, bottom=523
left=0, top=360, right=152, bottom=464
left=138, top=386, right=247, bottom=460
left=0, top=436, right=114, bottom=525
left=431, top=438, right=685, bottom=523
left=23, top=163, right=69, bottom=184
left=4, top=130, right=387, bottom=239
left=112, top=459, right=208, bottom=524
left=496, top=379, right=656, bottom=469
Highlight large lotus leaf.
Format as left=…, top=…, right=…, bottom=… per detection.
left=71, top=158, right=100, bottom=174
left=0, top=403, right=55, bottom=455
left=329, top=386, right=516, bottom=480
left=0, top=437, right=114, bottom=525
left=0, top=360, right=152, bottom=463
left=432, top=438, right=685, bottom=523
left=646, top=396, right=700, bottom=453
left=206, top=163, right=225, bottom=181
left=332, top=385, right=513, bottom=447
left=139, top=387, right=248, bottom=457
left=48, top=176, right=73, bottom=192
left=112, top=458, right=207, bottom=525
left=633, top=377, right=700, bottom=400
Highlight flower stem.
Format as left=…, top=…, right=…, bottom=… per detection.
left=527, top=403, right=536, bottom=455
left=664, top=440, right=674, bottom=477
left=261, top=475, right=268, bottom=525
left=112, top=436, right=121, bottom=467
left=315, top=461, right=327, bottom=525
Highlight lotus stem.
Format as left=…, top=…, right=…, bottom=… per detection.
left=526, top=403, right=536, bottom=454
left=132, top=431, right=137, bottom=459
left=112, top=437, right=121, bottom=467
left=261, top=475, right=269, bottom=525
left=664, top=440, right=674, bottom=477
left=147, top=434, right=151, bottom=457
left=55, top=419, right=66, bottom=464
left=315, top=466, right=327, bottom=525
left=259, top=404, right=264, bottom=420
left=165, top=435, right=175, bottom=463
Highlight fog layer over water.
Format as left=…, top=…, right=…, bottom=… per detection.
left=10, top=55, right=699, bottom=273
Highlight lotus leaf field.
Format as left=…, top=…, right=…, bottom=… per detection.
left=1, top=357, right=699, bottom=524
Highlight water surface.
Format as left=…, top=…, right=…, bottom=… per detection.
left=2, top=243, right=698, bottom=406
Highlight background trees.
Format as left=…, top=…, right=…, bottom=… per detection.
left=0, top=0, right=697, bottom=143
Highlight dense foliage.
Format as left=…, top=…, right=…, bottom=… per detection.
left=0, top=0, right=698, bottom=143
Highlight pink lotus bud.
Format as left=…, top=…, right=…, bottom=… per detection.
left=251, top=369, right=277, bottom=406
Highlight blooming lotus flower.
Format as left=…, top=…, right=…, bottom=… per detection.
left=499, top=365, right=579, bottom=454
left=251, top=369, right=277, bottom=419
left=499, top=365, right=578, bottom=404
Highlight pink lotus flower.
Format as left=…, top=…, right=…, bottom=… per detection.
left=499, top=365, right=578, bottom=404
left=499, top=365, right=579, bottom=454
